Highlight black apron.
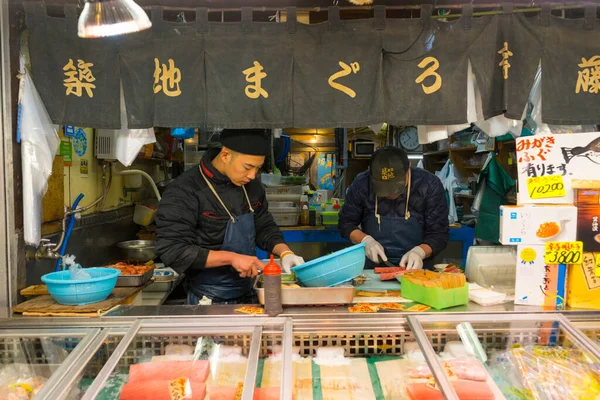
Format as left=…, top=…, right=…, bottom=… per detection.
left=186, top=167, right=258, bottom=304
left=362, top=170, right=429, bottom=269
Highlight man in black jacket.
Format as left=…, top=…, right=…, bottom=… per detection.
left=156, top=129, right=304, bottom=304
left=339, top=146, right=449, bottom=270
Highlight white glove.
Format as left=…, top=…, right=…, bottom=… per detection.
left=400, top=246, right=427, bottom=270
left=361, top=235, right=387, bottom=263
left=281, top=252, right=305, bottom=274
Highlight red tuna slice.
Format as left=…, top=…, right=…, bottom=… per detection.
left=407, top=380, right=494, bottom=400
left=128, top=360, right=210, bottom=384
left=120, top=380, right=206, bottom=400
left=374, top=267, right=406, bottom=274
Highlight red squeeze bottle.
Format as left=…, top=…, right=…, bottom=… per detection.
left=263, top=254, right=283, bottom=316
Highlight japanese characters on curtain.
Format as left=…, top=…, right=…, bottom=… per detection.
left=469, top=4, right=543, bottom=120
left=119, top=7, right=206, bottom=128
left=204, top=8, right=293, bottom=128
left=542, top=4, right=600, bottom=125
left=23, top=2, right=600, bottom=129
left=292, top=7, right=385, bottom=128
left=383, top=4, right=475, bottom=125
left=24, top=2, right=120, bottom=129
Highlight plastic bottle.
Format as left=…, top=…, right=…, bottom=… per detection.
left=315, top=204, right=322, bottom=226
left=300, top=204, right=310, bottom=225
left=309, top=206, right=316, bottom=226
left=263, top=254, right=282, bottom=316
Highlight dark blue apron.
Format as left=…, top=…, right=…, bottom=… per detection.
left=186, top=168, right=258, bottom=305
left=362, top=173, right=431, bottom=269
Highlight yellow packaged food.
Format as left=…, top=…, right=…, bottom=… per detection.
left=567, top=252, right=600, bottom=310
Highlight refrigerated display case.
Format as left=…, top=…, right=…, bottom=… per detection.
left=0, top=326, right=102, bottom=400
left=1, top=312, right=600, bottom=400
left=409, top=313, right=600, bottom=400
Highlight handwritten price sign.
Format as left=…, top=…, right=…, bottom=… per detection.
left=527, top=175, right=566, bottom=200
left=595, top=254, right=600, bottom=277
left=544, top=241, right=584, bottom=265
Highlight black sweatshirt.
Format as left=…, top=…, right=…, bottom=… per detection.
left=156, top=148, right=284, bottom=278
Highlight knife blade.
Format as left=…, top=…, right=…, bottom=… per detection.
left=380, top=258, right=396, bottom=268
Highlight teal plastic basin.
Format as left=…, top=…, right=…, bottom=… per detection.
left=41, top=268, right=120, bottom=306
left=291, top=243, right=366, bottom=287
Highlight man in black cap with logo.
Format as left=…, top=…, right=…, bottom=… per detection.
left=339, top=146, right=449, bottom=270
left=156, top=129, right=305, bottom=304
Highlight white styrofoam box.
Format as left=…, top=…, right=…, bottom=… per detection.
left=514, top=245, right=567, bottom=309
left=499, top=205, right=577, bottom=245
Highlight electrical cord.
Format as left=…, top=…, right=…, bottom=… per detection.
left=382, top=0, right=440, bottom=59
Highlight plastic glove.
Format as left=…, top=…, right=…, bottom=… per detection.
left=281, top=252, right=305, bottom=274
left=361, top=235, right=388, bottom=263
left=400, top=246, right=427, bottom=270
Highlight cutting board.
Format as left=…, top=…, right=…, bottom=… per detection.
left=357, top=270, right=402, bottom=292
left=13, top=286, right=146, bottom=317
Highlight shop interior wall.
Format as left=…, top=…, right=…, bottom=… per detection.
left=28, top=126, right=166, bottom=287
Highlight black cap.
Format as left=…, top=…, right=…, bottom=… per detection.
left=370, top=146, right=410, bottom=197
left=219, top=129, right=271, bottom=156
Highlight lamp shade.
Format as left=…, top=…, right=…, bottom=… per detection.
left=78, top=0, right=151, bottom=38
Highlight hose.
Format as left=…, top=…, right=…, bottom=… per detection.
left=54, top=193, right=84, bottom=272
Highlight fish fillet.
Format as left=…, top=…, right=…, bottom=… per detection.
left=128, top=360, right=210, bottom=383
left=119, top=380, right=206, bottom=400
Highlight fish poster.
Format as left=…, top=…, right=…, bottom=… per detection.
left=516, top=131, right=600, bottom=204
left=317, top=153, right=336, bottom=190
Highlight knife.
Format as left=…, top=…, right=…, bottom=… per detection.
left=380, top=257, right=396, bottom=268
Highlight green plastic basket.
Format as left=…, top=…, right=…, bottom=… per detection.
left=400, top=277, right=468, bottom=310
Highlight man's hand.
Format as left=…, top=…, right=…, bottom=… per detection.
left=280, top=251, right=305, bottom=273
left=361, top=235, right=388, bottom=263
left=230, top=254, right=263, bottom=278
left=400, top=246, right=427, bottom=270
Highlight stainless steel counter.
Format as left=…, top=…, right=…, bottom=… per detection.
left=103, top=302, right=600, bottom=319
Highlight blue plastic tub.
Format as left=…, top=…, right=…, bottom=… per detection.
left=291, top=243, right=366, bottom=287
left=41, top=268, right=121, bottom=306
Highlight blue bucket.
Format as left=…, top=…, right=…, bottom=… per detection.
left=291, top=243, right=366, bottom=287
left=41, top=268, right=121, bottom=306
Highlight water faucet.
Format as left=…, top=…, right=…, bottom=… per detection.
left=25, top=239, right=62, bottom=261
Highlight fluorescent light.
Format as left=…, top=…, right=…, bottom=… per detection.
left=78, top=0, right=151, bottom=38
left=407, top=154, right=423, bottom=160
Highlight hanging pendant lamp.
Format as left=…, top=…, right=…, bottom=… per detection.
left=78, top=0, right=151, bottom=38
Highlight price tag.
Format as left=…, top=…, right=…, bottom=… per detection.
left=595, top=254, right=600, bottom=277
left=544, top=241, right=584, bottom=265
left=527, top=175, right=566, bottom=199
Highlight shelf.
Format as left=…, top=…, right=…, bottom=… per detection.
left=135, top=156, right=182, bottom=164
left=450, top=145, right=478, bottom=152
left=423, top=149, right=449, bottom=156
left=464, top=165, right=484, bottom=170
left=454, top=193, right=475, bottom=199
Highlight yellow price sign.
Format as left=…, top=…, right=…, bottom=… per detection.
left=527, top=175, right=566, bottom=199
left=595, top=254, right=600, bottom=277
left=544, top=241, right=584, bottom=265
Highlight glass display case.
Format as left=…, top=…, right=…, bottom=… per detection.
left=0, top=326, right=101, bottom=400
left=1, top=313, right=600, bottom=400
left=44, top=317, right=289, bottom=400
left=409, top=313, right=600, bottom=400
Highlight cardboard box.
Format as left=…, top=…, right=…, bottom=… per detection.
left=567, top=253, right=600, bottom=310
left=575, top=189, right=600, bottom=253
left=515, top=245, right=567, bottom=309
left=499, top=205, right=578, bottom=245
left=516, top=132, right=600, bottom=204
